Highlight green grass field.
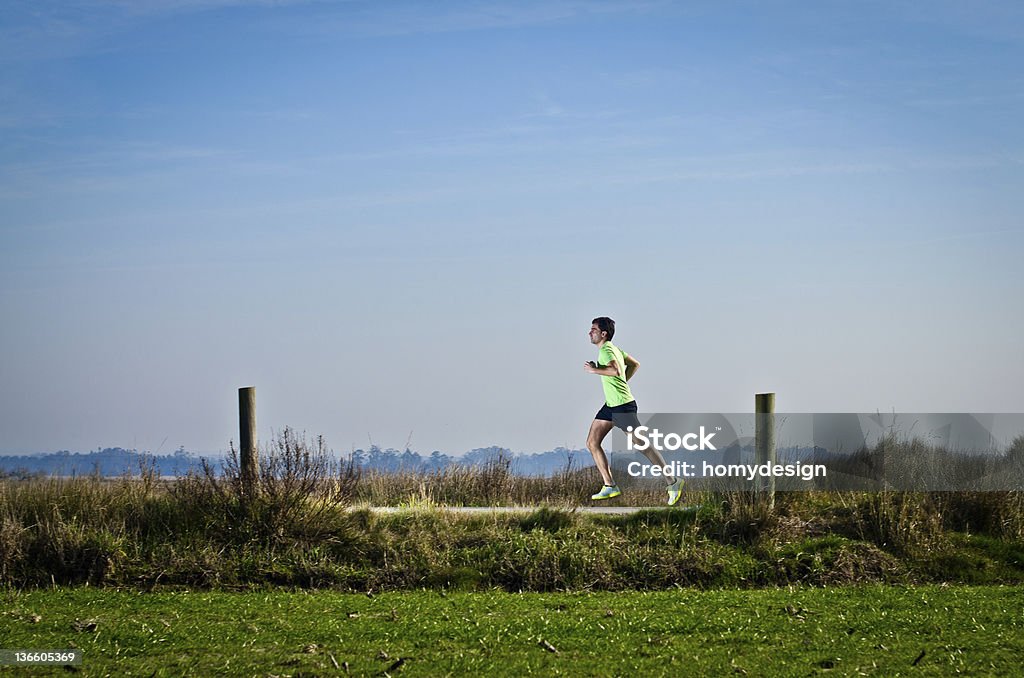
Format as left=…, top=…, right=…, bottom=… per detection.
left=3, top=585, right=1022, bottom=676
left=4, top=446, right=1024, bottom=675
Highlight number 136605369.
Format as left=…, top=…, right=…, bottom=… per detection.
left=1, top=649, right=82, bottom=665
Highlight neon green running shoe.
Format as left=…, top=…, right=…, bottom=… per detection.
left=667, top=478, right=684, bottom=506
left=591, top=484, right=622, bottom=500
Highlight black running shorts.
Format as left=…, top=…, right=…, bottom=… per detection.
left=595, top=400, right=641, bottom=432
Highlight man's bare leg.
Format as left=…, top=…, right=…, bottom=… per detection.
left=586, top=419, right=616, bottom=486
left=628, top=430, right=683, bottom=505
left=630, top=435, right=677, bottom=485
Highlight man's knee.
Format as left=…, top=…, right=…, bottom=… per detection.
left=588, top=423, right=612, bottom=449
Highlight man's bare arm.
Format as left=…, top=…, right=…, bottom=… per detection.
left=624, top=354, right=639, bottom=381
left=584, top=360, right=620, bottom=377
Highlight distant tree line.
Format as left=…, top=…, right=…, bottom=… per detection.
left=0, top=445, right=593, bottom=478
left=347, top=445, right=592, bottom=476
left=0, top=447, right=200, bottom=478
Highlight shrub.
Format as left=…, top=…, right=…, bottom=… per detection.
left=172, top=427, right=358, bottom=545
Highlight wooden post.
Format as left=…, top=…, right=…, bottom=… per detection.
left=239, top=387, right=258, bottom=498
left=755, top=392, right=776, bottom=509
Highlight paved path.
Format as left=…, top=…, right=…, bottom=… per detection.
left=365, top=506, right=694, bottom=515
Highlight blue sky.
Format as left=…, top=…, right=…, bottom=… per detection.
left=2, top=0, right=1022, bottom=456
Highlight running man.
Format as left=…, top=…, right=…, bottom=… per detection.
left=584, top=317, right=683, bottom=505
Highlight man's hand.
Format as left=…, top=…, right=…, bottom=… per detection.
left=583, top=361, right=598, bottom=373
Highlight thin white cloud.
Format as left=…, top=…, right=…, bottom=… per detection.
left=279, top=0, right=665, bottom=38
left=0, top=0, right=663, bottom=63
left=100, top=0, right=320, bottom=12
left=609, top=150, right=1020, bottom=186
left=890, top=0, right=1024, bottom=44
left=2, top=140, right=233, bottom=176
left=892, top=229, right=1024, bottom=247
left=0, top=0, right=327, bottom=63
left=596, top=161, right=896, bottom=185
left=905, top=90, right=1024, bottom=110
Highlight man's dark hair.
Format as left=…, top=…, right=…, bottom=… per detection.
left=592, top=316, right=615, bottom=341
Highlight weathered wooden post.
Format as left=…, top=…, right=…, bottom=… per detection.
left=755, top=392, right=776, bottom=509
left=239, top=386, right=258, bottom=498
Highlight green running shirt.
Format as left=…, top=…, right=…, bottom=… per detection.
left=598, top=342, right=634, bottom=407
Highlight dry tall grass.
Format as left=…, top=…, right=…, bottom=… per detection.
left=1, top=430, right=1022, bottom=590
